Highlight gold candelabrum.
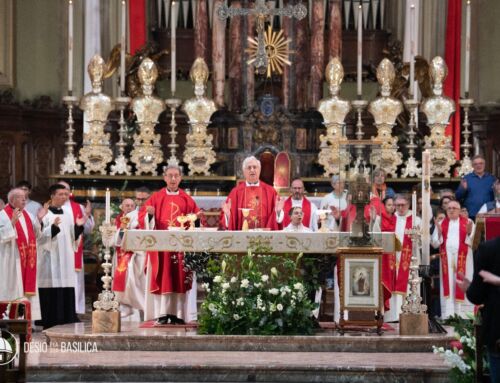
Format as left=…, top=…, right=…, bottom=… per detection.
left=130, top=58, right=165, bottom=175
left=60, top=95, right=82, bottom=174
left=421, top=56, right=457, bottom=177
left=78, top=55, right=114, bottom=175
left=317, top=57, right=351, bottom=177
left=401, top=99, right=422, bottom=178
left=458, top=98, right=474, bottom=176
left=368, top=59, right=403, bottom=177
left=165, top=97, right=182, bottom=167
left=110, top=96, right=132, bottom=175
left=182, top=58, right=217, bottom=176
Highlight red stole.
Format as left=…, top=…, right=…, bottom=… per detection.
left=3, top=205, right=37, bottom=295
left=138, top=188, right=199, bottom=294
left=69, top=199, right=84, bottom=271
left=394, top=216, right=413, bottom=294
left=281, top=197, right=312, bottom=228
left=112, top=213, right=133, bottom=292
left=381, top=212, right=396, bottom=310
left=221, top=181, right=278, bottom=230
left=440, top=216, right=469, bottom=301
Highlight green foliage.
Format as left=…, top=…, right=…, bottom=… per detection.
left=198, top=249, right=317, bottom=336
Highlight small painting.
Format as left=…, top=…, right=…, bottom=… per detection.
left=228, top=127, right=239, bottom=149
left=296, top=128, right=307, bottom=150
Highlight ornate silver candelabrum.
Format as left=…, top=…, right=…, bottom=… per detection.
left=60, top=95, right=82, bottom=175
left=351, top=99, right=368, bottom=162
left=93, top=222, right=119, bottom=312
left=401, top=99, right=422, bottom=178
left=317, top=57, right=351, bottom=177
left=165, top=97, right=182, bottom=167
left=401, top=225, right=427, bottom=315
left=458, top=98, right=474, bottom=176
left=110, top=96, right=132, bottom=175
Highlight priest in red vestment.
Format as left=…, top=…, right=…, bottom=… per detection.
left=220, top=156, right=279, bottom=230
left=278, top=178, right=318, bottom=230
left=138, top=164, right=201, bottom=323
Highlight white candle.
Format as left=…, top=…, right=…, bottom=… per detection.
left=421, top=150, right=431, bottom=265
left=171, top=1, right=177, bottom=95
left=464, top=0, right=471, bottom=96
left=68, top=0, right=73, bottom=93
left=105, top=188, right=111, bottom=224
left=412, top=191, right=417, bottom=224
left=409, top=4, right=415, bottom=98
left=120, top=0, right=126, bottom=93
left=357, top=4, right=362, bottom=98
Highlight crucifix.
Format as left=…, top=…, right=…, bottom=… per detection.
left=217, top=0, right=307, bottom=73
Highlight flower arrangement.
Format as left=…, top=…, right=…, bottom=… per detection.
left=433, top=313, right=488, bottom=383
left=197, top=248, right=317, bottom=335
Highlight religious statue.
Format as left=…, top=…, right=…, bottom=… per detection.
left=368, top=59, right=403, bottom=177
left=78, top=54, right=113, bottom=175
left=182, top=58, right=217, bottom=176
left=130, top=58, right=165, bottom=175
left=317, top=57, right=351, bottom=177
left=421, top=56, right=457, bottom=177
left=348, top=174, right=373, bottom=246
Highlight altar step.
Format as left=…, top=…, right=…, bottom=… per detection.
left=27, top=350, right=450, bottom=382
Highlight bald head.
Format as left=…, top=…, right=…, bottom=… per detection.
left=120, top=198, right=136, bottom=214
left=58, top=181, right=70, bottom=190
left=291, top=179, right=305, bottom=200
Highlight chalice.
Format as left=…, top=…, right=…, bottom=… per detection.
left=186, top=213, right=198, bottom=230
left=239, top=208, right=252, bottom=231
left=176, top=215, right=188, bottom=230
left=316, top=209, right=330, bottom=233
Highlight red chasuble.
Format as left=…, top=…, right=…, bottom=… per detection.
left=4, top=205, right=37, bottom=295
left=381, top=211, right=396, bottom=310
left=138, top=188, right=199, bottom=294
left=112, top=213, right=134, bottom=292
left=394, top=216, right=414, bottom=294
left=220, top=181, right=278, bottom=230
left=68, top=198, right=84, bottom=271
left=281, top=197, right=312, bottom=228
left=440, top=216, right=469, bottom=301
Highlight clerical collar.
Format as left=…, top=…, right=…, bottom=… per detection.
left=166, top=188, right=179, bottom=195
left=246, top=181, right=260, bottom=187
left=49, top=206, right=64, bottom=214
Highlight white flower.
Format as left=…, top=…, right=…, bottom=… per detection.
left=233, top=314, right=240, bottom=320
left=261, top=275, right=269, bottom=282
left=222, top=282, right=230, bottom=290
left=269, top=288, right=279, bottom=295
left=271, top=267, right=278, bottom=276
left=208, top=303, right=217, bottom=312
left=277, top=303, right=283, bottom=311
left=221, top=260, right=227, bottom=272
left=269, top=303, right=276, bottom=312
left=213, top=275, right=222, bottom=283
left=236, top=298, right=244, bottom=306
left=202, top=283, right=210, bottom=290
left=230, top=276, right=237, bottom=283
left=294, top=282, right=303, bottom=291
left=254, top=282, right=262, bottom=288
left=240, top=279, right=250, bottom=288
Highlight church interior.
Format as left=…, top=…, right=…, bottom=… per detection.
left=1, top=0, right=500, bottom=382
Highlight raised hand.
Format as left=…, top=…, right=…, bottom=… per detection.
left=330, top=206, right=341, bottom=220
left=76, top=215, right=87, bottom=226
left=275, top=196, right=285, bottom=213
left=11, top=208, right=22, bottom=226
left=460, top=178, right=468, bottom=190
left=53, top=217, right=62, bottom=226
left=466, top=220, right=473, bottom=235
left=221, top=199, right=231, bottom=217
left=433, top=217, right=442, bottom=236
left=146, top=205, right=155, bottom=216
left=37, top=201, right=50, bottom=222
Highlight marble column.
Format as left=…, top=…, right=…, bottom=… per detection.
left=295, top=8, right=309, bottom=110
left=282, top=0, right=293, bottom=110
left=328, top=0, right=342, bottom=60
left=212, top=0, right=226, bottom=108
left=245, top=1, right=255, bottom=111
left=310, top=0, right=325, bottom=108
left=194, top=0, right=209, bottom=62
left=229, top=1, right=243, bottom=112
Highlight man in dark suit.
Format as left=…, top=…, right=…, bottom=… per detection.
left=457, top=237, right=500, bottom=383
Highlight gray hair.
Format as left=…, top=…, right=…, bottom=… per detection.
left=393, top=193, right=409, bottom=203
left=242, top=156, right=261, bottom=172
left=163, top=164, right=183, bottom=175
left=331, top=174, right=343, bottom=183
left=7, top=188, right=25, bottom=203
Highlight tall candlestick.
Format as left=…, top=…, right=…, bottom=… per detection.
left=409, top=4, right=415, bottom=98
left=120, top=0, right=126, bottom=93
left=357, top=3, right=362, bottom=98
left=421, top=150, right=431, bottom=265
left=412, top=191, right=417, bottom=224
left=464, top=0, right=471, bottom=96
left=68, top=0, right=74, bottom=93
left=105, top=188, right=111, bottom=224
left=171, top=1, right=177, bottom=96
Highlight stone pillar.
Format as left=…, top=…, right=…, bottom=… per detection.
left=212, top=0, right=226, bottom=108
left=194, top=0, right=209, bottom=62
left=309, top=0, right=325, bottom=108
left=228, top=1, right=243, bottom=112
left=295, top=8, right=309, bottom=110
left=328, top=0, right=342, bottom=60
left=245, top=1, right=255, bottom=111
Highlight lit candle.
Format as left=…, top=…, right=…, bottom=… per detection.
left=421, top=150, right=431, bottom=265
left=357, top=3, right=362, bottom=98
left=464, top=0, right=471, bottom=96
left=105, top=188, right=111, bottom=224
left=120, top=0, right=126, bottom=94
left=171, top=1, right=177, bottom=96
left=68, top=0, right=73, bottom=93
left=409, top=4, right=415, bottom=98
left=412, top=191, right=417, bottom=224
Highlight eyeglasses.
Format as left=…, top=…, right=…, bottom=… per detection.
left=447, top=207, right=460, bottom=210
left=395, top=204, right=407, bottom=207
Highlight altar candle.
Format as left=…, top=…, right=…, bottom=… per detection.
left=105, top=188, right=111, bottom=224
left=120, top=0, right=126, bottom=93
left=464, top=0, right=471, bottom=96
left=421, top=150, right=431, bottom=265
left=409, top=4, right=415, bottom=98
left=357, top=3, right=362, bottom=98
left=412, top=191, right=417, bottom=224
left=68, top=0, right=73, bottom=93
left=171, top=1, right=177, bottom=95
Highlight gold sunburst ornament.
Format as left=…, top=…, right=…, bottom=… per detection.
left=246, top=25, right=293, bottom=78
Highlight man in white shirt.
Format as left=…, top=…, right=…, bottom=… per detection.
left=320, top=175, right=348, bottom=231
left=283, top=206, right=312, bottom=232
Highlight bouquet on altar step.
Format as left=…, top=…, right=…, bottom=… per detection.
left=433, top=313, right=489, bottom=383
left=198, top=249, right=317, bottom=336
